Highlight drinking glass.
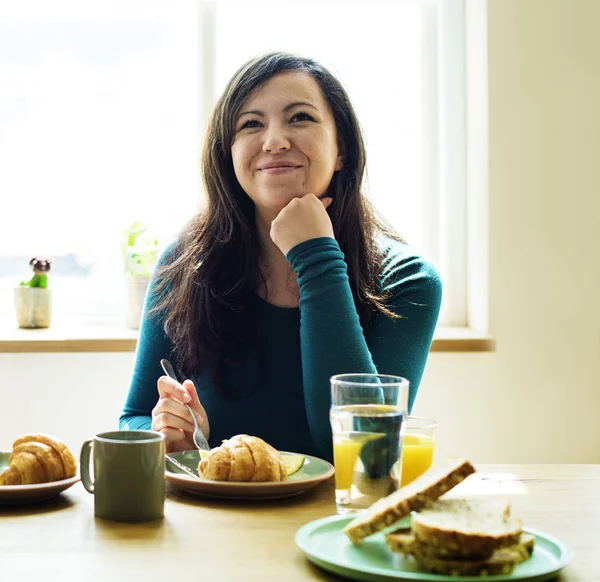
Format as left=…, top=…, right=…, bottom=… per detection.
left=330, top=373, right=409, bottom=514
left=400, top=416, right=437, bottom=487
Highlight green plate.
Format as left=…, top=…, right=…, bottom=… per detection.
left=0, top=451, right=79, bottom=505
left=165, top=450, right=334, bottom=500
left=295, top=514, right=574, bottom=582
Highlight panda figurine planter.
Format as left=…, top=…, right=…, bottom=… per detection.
left=14, top=257, right=52, bottom=328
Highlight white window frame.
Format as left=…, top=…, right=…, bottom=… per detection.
left=465, top=0, right=489, bottom=333
left=424, top=0, right=468, bottom=328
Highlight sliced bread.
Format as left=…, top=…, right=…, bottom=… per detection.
left=343, top=458, right=476, bottom=544
left=410, top=498, right=522, bottom=556
left=517, top=533, right=536, bottom=556
left=410, top=546, right=526, bottom=577
left=386, top=527, right=535, bottom=561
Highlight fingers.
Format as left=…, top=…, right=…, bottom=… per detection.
left=155, top=376, right=210, bottom=440
left=298, top=192, right=332, bottom=204
left=152, top=397, right=200, bottom=452
left=154, top=427, right=193, bottom=453
left=277, top=193, right=333, bottom=214
left=169, top=435, right=196, bottom=453
left=182, top=379, right=207, bottom=418
left=320, top=196, right=333, bottom=209
left=155, top=427, right=185, bottom=445
left=152, top=398, right=195, bottom=433
left=270, top=193, right=335, bottom=256
left=157, top=375, right=191, bottom=404
left=154, top=374, right=211, bottom=451
left=278, top=193, right=333, bottom=215
left=182, top=379, right=211, bottom=439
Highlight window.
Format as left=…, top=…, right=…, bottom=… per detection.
left=0, top=0, right=199, bottom=322
left=0, top=0, right=467, bottom=328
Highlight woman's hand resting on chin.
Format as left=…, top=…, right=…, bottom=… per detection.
left=270, top=194, right=334, bottom=256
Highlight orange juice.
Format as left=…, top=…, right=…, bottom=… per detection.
left=331, top=404, right=404, bottom=513
left=333, top=437, right=364, bottom=490
left=400, top=433, right=435, bottom=486
left=332, top=431, right=387, bottom=490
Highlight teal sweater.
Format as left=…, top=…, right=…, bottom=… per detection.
left=119, top=237, right=442, bottom=462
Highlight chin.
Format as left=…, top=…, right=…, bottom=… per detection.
left=260, top=190, right=304, bottom=208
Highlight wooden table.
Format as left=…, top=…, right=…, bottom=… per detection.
left=1, top=465, right=598, bottom=581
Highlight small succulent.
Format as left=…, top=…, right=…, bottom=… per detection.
left=20, top=257, right=52, bottom=288
left=121, top=222, right=160, bottom=278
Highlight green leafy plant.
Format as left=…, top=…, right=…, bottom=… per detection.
left=20, top=257, right=51, bottom=288
left=121, top=221, right=160, bottom=278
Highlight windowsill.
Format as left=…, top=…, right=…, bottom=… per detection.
left=0, top=321, right=495, bottom=353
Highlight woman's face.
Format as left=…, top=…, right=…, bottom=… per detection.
left=231, top=71, right=343, bottom=217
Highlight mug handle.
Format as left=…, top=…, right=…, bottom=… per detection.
left=80, top=439, right=95, bottom=494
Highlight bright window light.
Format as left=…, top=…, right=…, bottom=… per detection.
left=0, top=0, right=467, bottom=327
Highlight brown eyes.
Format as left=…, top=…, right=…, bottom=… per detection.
left=237, top=111, right=316, bottom=131
left=239, top=119, right=262, bottom=130
left=290, top=112, right=315, bottom=122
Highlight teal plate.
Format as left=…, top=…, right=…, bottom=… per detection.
left=295, top=514, right=574, bottom=582
left=0, top=451, right=79, bottom=505
left=165, top=450, right=334, bottom=500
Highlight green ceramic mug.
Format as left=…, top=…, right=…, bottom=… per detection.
left=80, top=430, right=165, bottom=522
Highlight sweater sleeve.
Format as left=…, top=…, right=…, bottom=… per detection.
left=286, top=236, right=442, bottom=460
left=119, top=245, right=178, bottom=431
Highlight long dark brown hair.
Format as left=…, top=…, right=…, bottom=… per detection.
left=151, top=52, right=402, bottom=379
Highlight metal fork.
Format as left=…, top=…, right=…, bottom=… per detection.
left=160, top=359, right=211, bottom=451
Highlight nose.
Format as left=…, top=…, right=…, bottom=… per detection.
left=262, top=125, right=291, bottom=153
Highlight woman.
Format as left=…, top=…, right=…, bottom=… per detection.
left=119, top=52, right=442, bottom=461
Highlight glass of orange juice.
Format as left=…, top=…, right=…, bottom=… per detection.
left=399, top=416, right=437, bottom=487
left=330, top=374, right=409, bottom=514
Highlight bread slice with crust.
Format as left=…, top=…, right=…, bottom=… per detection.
left=343, top=458, right=476, bottom=544
left=410, top=545, right=529, bottom=577
left=387, top=529, right=535, bottom=559
left=409, top=498, right=523, bottom=557
left=401, top=534, right=535, bottom=577
left=385, top=498, right=534, bottom=577
left=387, top=522, right=534, bottom=561
left=515, top=533, right=536, bottom=556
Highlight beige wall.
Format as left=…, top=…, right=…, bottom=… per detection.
left=415, top=0, right=600, bottom=462
left=1, top=0, right=599, bottom=462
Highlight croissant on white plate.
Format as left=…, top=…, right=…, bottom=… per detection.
left=198, top=434, right=287, bottom=482
left=0, top=433, right=77, bottom=485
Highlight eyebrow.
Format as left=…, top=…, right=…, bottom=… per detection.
left=238, top=101, right=318, bottom=119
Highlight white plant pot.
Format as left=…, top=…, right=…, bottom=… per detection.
left=126, top=274, right=150, bottom=330
left=14, top=286, right=52, bottom=328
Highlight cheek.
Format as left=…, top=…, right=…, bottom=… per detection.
left=302, top=132, right=326, bottom=155
left=310, top=138, right=339, bottom=175
left=312, top=132, right=338, bottom=162
left=231, top=143, right=241, bottom=167
left=231, top=144, right=248, bottom=181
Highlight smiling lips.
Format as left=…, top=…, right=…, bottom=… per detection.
left=258, top=162, right=302, bottom=175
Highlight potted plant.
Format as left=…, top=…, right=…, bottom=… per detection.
left=121, top=222, right=160, bottom=329
left=14, top=257, right=52, bottom=328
